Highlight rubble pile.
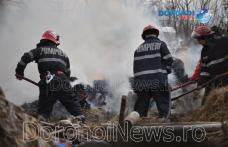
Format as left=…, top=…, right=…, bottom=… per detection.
left=1, top=85, right=228, bottom=147
left=182, top=86, right=228, bottom=122
left=83, top=108, right=115, bottom=125
left=0, top=87, right=54, bottom=147
left=22, top=100, right=115, bottom=124
left=22, top=100, right=72, bottom=121
left=128, top=86, right=228, bottom=126
left=21, top=85, right=228, bottom=124
left=21, top=100, right=39, bottom=117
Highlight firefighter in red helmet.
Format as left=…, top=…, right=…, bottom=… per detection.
left=141, top=25, right=159, bottom=40
left=133, top=25, right=173, bottom=121
left=41, top=30, right=60, bottom=45
left=191, top=25, right=228, bottom=104
left=15, top=30, right=85, bottom=122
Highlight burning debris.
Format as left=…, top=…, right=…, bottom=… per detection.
left=171, top=57, right=202, bottom=114
left=22, top=100, right=113, bottom=124
left=21, top=80, right=114, bottom=123
left=1, top=83, right=228, bottom=147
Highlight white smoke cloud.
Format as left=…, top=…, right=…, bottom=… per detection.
left=0, top=0, right=158, bottom=106
left=0, top=0, right=201, bottom=114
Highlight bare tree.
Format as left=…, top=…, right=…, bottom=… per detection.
left=151, top=0, right=226, bottom=36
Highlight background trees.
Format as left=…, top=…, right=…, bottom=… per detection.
left=144, top=0, right=228, bottom=37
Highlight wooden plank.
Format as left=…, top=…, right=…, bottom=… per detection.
left=119, top=96, right=127, bottom=124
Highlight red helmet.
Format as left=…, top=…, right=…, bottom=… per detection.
left=142, top=25, right=159, bottom=40
left=191, top=25, right=214, bottom=39
left=41, top=30, right=60, bottom=45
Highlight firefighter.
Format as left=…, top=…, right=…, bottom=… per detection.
left=73, top=84, right=91, bottom=109
left=191, top=25, right=228, bottom=104
left=15, top=30, right=84, bottom=122
left=133, top=25, right=173, bottom=120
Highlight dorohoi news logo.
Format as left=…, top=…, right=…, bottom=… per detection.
left=196, top=9, right=213, bottom=24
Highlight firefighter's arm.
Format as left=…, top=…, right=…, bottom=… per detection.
left=15, top=49, right=39, bottom=80
left=191, top=60, right=202, bottom=81
left=65, top=57, right=71, bottom=78
left=133, top=51, right=137, bottom=74
left=132, top=51, right=138, bottom=92
left=161, top=42, right=173, bottom=74
left=198, top=57, right=210, bottom=85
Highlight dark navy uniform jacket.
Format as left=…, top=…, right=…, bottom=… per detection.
left=200, top=36, right=228, bottom=81
left=16, top=43, right=71, bottom=79
left=133, top=36, right=173, bottom=90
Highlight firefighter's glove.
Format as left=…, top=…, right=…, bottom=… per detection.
left=15, top=74, right=23, bottom=80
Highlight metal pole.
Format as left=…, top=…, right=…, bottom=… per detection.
left=170, top=80, right=197, bottom=92
left=171, top=72, right=228, bottom=101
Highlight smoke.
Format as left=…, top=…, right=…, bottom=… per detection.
left=0, top=0, right=158, bottom=106
left=174, top=42, right=202, bottom=75
left=0, top=0, right=202, bottom=115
